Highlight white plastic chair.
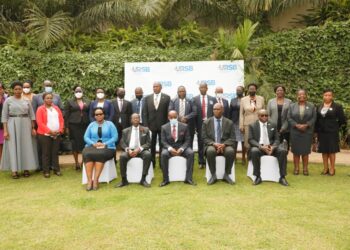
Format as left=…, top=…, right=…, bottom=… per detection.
left=126, top=157, right=154, bottom=183
left=247, top=155, right=280, bottom=182
left=205, top=156, right=235, bottom=182
left=168, top=156, right=187, bottom=182
left=82, top=159, right=117, bottom=184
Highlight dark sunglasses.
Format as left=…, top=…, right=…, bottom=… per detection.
left=95, top=113, right=104, bottom=116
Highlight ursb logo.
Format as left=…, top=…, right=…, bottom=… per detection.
left=159, top=81, right=172, bottom=87
left=197, top=80, right=215, bottom=86
left=218, top=64, right=237, bottom=71
left=132, top=66, right=150, bottom=73
left=175, top=65, right=193, bottom=72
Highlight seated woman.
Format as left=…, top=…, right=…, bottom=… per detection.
left=83, top=107, right=118, bottom=191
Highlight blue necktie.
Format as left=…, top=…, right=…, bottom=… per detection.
left=216, top=119, right=221, bottom=143
left=136, top=100, right=140, bottom=114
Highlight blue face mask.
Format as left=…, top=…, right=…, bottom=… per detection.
left=45, top=86, right=53, bottom=93
left=169, top=118, right=178, bottom=126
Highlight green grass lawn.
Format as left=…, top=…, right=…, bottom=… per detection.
left=0, top=160, right=349, bottom=250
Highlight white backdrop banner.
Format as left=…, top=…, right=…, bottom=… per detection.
left=124, top=60, right=244, bottom=100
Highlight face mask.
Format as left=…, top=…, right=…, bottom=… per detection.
left=216, top=93, right=223, bottom=99
left=118, top=94, right=125, bottom=99
left=136, top=95, right=143, bottom=100
left=96, top=93, right=105, bottom=99
left=236, top=91, right=243, bottom=97
left=169, top=118, right=178, bottom=126
left=75, top=92, right=83, bottom=99
left=45, top=86, right=53, bottom=93
left=23, top=88, right=31, bottom=94
left=249, top=91, right=256, bottom=97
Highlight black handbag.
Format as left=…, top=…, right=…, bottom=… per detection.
left=60, top=135, right=73, bottom=152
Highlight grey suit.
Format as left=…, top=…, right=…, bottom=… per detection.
left=160, top=122, right=194, bottom=182
left=267, top=98, right=291, bottom=132
left=202, top=116, right=236, bottom=175
left=119, top=126, right=152, bottom=179
left=248, top=120, right=287, bottom=177
left=288, top=102, right=316, bottom=155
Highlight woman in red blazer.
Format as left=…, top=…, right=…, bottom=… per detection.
left=36, top=92, right=64, bottom=178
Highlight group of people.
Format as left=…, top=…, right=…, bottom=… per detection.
left=0, top=79, right=347, bottom=191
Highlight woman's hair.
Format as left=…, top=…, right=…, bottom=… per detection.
left=247, top=83, right=258, bottom=90
left=95, top=87, right=104, bottom=92
left=323, top=88, right=333, bottom=94
left=11, top=80, right=23, bottom=89
left=94, top=107, right=104, bottom=114
left=297, top=88, right=307, bottom=95
left=23, top=80, right=34, bottom=87
left=73, top=85, right=82, bottom=91
left=42, top=92, right=53, bottom=100
left=274, top=85, right=286, bottom=93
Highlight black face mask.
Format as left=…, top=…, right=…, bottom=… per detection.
left=136, top=95, right=143, bottom=100
left=118, top=94, right=125, bottom=99
left=249, top=91, right=256, bottom=97
left=236, top=92, right=243, bottom=97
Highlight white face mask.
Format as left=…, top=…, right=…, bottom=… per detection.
left=23, top=87, right=31, bottom=94
left=75, top=92, right=83, bottom=99
left=169, top=118, right=178, bottom=126
left=45, top=86, right=53, bottom=93
left=216, top=93, right=223, bottom=99
left=96, top=93, right=105, bottom=99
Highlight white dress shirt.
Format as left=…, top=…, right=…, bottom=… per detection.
left=259, top=121, right=270, bottom=145
left=127, top=126, right=143, bottom=151
left=153, top=93, right=162, bottom=109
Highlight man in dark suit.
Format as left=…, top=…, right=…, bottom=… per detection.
left=202, top=103, right=236, bottom=185
left=248, top=109, right=289, bottom=186
left=111, top=87, right=132, bottom=146
left=115, top=113, right=152, bottom=188
left=192, top=82, right=217, bottom=168
left=168, top=86, right=197, bottom=147
left=143, top=82, right=171, bottom=167
left=215, top=86, right=229, bottom=118
left=130, top=87, right=145, bottom=125
left=159, top=111, right=196, bottom=187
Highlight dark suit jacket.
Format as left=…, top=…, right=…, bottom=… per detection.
left=315, top=102, right=346, bottom=133
left=161, top=122, right=190, bottom=150
left=192, top=95, right=217, bottom=131
left=120, top=125, right=151, bottom=151
left=248, top=120, right=279, bottom=148
left=217, top=98, right=229, bottom=118
left=288, top=101, right=316, bottom=136
left=229, top=97, right=241, bottom=123
left=64, top=98, right=90, bottom=127
left=130, top=98, right=146, bottom=123
left=89, top=99, right=114, bottom=122
left=32, top=93, right=63, bottom=113
left=111, top=98, right=132, bottom=129
left=143, top=93, right=170, bottom=131
left=202, top=116, right=235, bottom=153
left=168, top=97, right=197, bottom=135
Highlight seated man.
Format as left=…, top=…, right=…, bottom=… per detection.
left=248, top=109, right=289, bottom=186
left=116, top=113, right=152, bottom=188
left=159, top=110, right=196, bottom=187
left=202, top=103, right=236, bottom=185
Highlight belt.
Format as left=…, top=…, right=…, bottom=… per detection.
left=9, top=114, right=29, bottom=118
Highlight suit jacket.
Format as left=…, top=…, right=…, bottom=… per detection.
left=168, top=97, right=197, bottom=135
left=229, top=97, right=241, bottom=123
left=64, top=98, right=90, bottom=127
left=143, top=93, right=171, bottom=131
left=202, top=116, right=236, bottom=153
left=32, top=93, right=64, bottom=113
left=192, top=94, right=217, bottom=131
left=216, top=98, right=229, bottom=118
left=89, top=99, right=114, bottom=122
left=315, top=102, right=346, bottom=134
left=120, top=125, right=151, bottom=151
left=130, top=98, right=146, bottom=123
left=161, top=122, right=190, bottom=150
left=288, top=101, right=316, bottom=135
left=267, top=97, right=292, bottom=132
left=239, top=95, right=265, bottom=129
left=111, top=98, right=132, bottom=129
left=248, top=120, right=279, bottom=148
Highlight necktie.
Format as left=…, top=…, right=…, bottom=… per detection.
left=134, top=128, right=139, bottom=149
left=154, top=94, right=159, bottom=109
left=119, top=99, right=123, bottom=111
left=262, top=124, right=270, bottom=145
left=201, top=95, right=206, bottom=119
left=172, top=125, right=176, bottom=141
left=179, top=99, right=185, bottom=117
left=216, top=119, right=221, bottom=143
left=136, top=100, right=140, bottom=114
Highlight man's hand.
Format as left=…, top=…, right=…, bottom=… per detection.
left=128, top=149, right=138, bottom=158
left=170, top=148, right=179, bottom=156
left=176, top=148, right=183, bottom=155
left=180, top=117, right=187, bottom=123
left=4, top=131, right=9, bottom=140
left=240, top=127, right=244, bottom=133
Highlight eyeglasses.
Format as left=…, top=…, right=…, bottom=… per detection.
left=95, top=113, right=104, bottom=116
left=260, top=114, right=268, bottom=117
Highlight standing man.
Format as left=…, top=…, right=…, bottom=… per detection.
left=215, top=86, right=229, bottom=118
left=202, top=103, right=236, bottom=185
left=111, top=87, right=132, bottom=146
left=130, top=87, right=145, bottom=125
left=192, top=82, right=217, bottom=169
left=143, top=82, right=170, bottom=167
left=168, top=86, right=197, bottom=147
left=248, top=109, right=289, bottom=186
left=159, top=111, right=196, bottom=187
left=116, top=113, right=152, bottom=188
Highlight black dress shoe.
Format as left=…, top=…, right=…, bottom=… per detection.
left=159, top=181, right=170, bottom=187
left=43, top=172, right=50, bottom=178
left=140, top=180, right=151, bottom=188
left=279, top=177, right=289, bottom=186
left=207, top=175, right=217, bottom=185
left=199, top=164, right=205, bottom=169
left=184, top=179, right=197, bottom=186
left=253, top=176, right=262, bottom=185
left=223, top=174, right=234, bottom=185
left=54, top=171, right=62, bottom=176
left=115, top=181, right=129, bottom=188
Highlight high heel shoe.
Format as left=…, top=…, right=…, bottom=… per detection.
left=93, top=182, right=99, bottom=191
left=321, top=169, right=329, bottom=175
left=293, top=169, right=299, bottom=175
left=329, top=169, right=335, bottom=176
left=86, top=183, right=93, bottom=191
left=303, top=169, right=309, bottom=176
left=12, top=172, right=19, bottom=179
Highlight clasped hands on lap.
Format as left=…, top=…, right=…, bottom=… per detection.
left=259, top=145, right=275, bottom=155
left=212, top=143, right=226, bottom=154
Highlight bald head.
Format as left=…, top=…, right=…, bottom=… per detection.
left=215, top=86, right=223, bottom=94
left=199, top=82, right=208, bottom=95
left=258, top=109, right=268, bottom=123
left=131, top=113, right=141, bottom=127
left=153, top=82, right=162, bottom=94
left=213, top=103, right=224, bottom=118
left=168, top=110, right=178, bottom=120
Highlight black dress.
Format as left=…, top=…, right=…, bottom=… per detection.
left=315, top=102, right=346, bottom=153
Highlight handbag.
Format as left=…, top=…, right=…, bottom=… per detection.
left=60, top=135, right=73, bottom=152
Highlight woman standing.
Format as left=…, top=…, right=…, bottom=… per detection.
left=315, top=89, right=346, bottom=176
left=267, top=85, right=292, bottom=146
left=64, top=86, right=90, bottom=170
left=83, top=108, right=118, bottom=191
left=36, top=93, right=64, bottom=178
left=89, top=88, right=114, bottom=122
left=0, top=82, right=8, bottom=162
left=22, top=80, right=36, bottom=101
left=0, top=81, right=38, bottom=178
left=288, top=89, right=316, bottom=176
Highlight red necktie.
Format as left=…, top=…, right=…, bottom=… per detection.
left=201, top=95, right=206, bottom=119
left=172, top=125, right=176, bottom=140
